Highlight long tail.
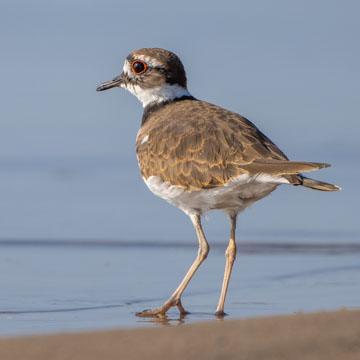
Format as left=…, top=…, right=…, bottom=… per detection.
left=249, top=159, right=341, bottom=191
left=301, top=176, right=341, bottom=191
left=243, top=159, right=341, bottom=191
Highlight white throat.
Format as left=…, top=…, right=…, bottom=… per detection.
left=125, top=83, right=191, bottom=108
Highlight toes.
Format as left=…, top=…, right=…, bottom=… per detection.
left=177, top=309, right=190, bottom=316
left=176, top=301, right=190, bottom=315
left=136, top=309, right=166, bottom=318
left=215, top=310, right=227, bottom=317
left=135, top=309, right=150, bottom=317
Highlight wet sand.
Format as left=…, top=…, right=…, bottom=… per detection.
left=1, top=309, right=359, bottom=360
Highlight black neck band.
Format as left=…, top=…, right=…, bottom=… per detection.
left=141, top=95, right=196, bottom=125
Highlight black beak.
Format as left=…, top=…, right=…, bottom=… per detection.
left=96, top=74, right=123, bottom=91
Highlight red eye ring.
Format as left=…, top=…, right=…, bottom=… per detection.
left=131, top=60, right=147, bottom=75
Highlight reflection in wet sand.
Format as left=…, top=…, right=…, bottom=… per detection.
left=0, top=240, right=359, bottom=336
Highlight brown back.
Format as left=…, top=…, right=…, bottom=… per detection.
left=136, top=99, right=324, bottom=190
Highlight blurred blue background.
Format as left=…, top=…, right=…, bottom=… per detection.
left=0, top=0, right=358, bottom=243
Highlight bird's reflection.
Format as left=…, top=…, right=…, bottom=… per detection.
left=135, top=311, right=228, bottom=326
left=136, top=312, right=188, bottom=326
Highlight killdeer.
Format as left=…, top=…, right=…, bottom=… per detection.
left=97, top=48, right=340, bottom=317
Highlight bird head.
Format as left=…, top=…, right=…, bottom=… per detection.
left=97, top=48, right=190, bottom=108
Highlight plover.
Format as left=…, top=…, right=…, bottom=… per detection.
left=97, top=48, right=340, bottom=317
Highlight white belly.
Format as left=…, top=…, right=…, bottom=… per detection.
left=143, top=174, right=288, bottom=216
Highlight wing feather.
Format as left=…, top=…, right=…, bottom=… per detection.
left=136, top=100, right=328, bottom=189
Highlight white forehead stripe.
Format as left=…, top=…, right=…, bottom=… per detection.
left=123, top=59, right=131, bottom=76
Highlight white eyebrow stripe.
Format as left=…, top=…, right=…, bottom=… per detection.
left=123, top=56, right=163, bottom=78
left=134, top=55, right=164, bottom=68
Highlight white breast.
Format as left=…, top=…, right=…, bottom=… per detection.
left=143, top=174, right=288, bottom=216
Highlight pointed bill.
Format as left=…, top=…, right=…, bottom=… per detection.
left=96, top=74, right=123, bottom=91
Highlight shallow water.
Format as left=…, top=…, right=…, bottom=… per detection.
left=1, top=240, right=359, bottom=337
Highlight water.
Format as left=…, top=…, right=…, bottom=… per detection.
left=0, top=0, right=359, bottom=338
left=1, top=241, right=359, bottom=337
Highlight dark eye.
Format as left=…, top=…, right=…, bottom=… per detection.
left=131, top=60, right=147, bottom=74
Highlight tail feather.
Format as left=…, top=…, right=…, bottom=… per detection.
left=301, top=176, right=341, bottom=191
left=244, top=159, right=341, bottom=191
left=245, top=159, right=331, bottom=176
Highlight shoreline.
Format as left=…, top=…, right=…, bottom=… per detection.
left=1, top=309, right=359, bottom=360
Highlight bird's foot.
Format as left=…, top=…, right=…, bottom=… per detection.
left=215, top=310, right=228, bottom=318
left=176, top=299, right=190, bottom=315
left=136, top=298, right=189, bottom=318
left=136, top=307, right=167, bottom=318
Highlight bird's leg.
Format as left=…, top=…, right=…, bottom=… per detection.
left=215, top=212, right=237, bottom=316
left=137, top=214, right=209, bottom=317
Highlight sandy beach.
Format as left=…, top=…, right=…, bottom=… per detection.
left=1, top=309, right=359, bottom=360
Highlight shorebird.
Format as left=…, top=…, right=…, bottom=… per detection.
left=97, top=48, right=340, bottom=317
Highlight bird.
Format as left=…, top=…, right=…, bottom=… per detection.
left=97, top=48, right=340, bottom=318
